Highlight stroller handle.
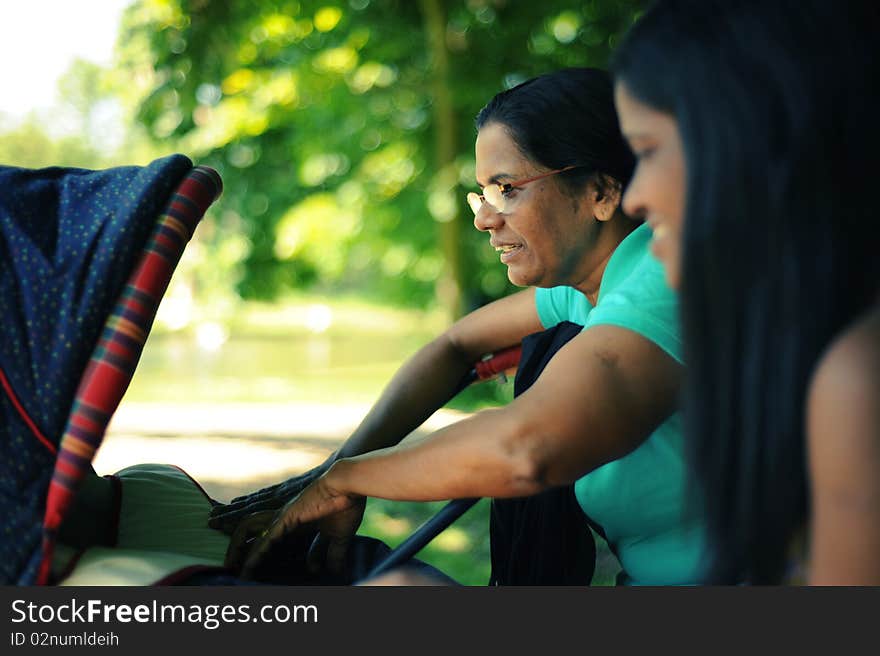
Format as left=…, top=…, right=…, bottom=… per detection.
left=452, top=343, right=522, bottom=396
left=364, top=497, right=480, bottom=580
left=474, top=344, right=521, bottom=381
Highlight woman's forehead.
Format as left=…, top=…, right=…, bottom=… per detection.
left=475, top=122, right=535, bottom=184
left=614, top=81, right=676, bottom=141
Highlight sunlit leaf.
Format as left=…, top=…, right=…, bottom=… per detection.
left=221, top=68, right=256, bottom=95
left=314, top=6, right=343, bottom=32
left=313, top=46, right=358, bottom=74
left=551, top=11, right=581, bottom=43
left=348, top=61, right=397, bottom=94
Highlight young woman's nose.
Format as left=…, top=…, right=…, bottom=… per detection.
left=621, top=174, right=646, bottom=219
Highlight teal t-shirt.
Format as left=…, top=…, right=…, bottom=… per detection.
left=535, top=223, right=705, bottom=585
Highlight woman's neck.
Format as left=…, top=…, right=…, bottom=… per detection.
left=573, top=219, right=639, bottom=305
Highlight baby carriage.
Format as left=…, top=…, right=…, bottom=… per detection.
left=0, top=154, right=223, bottom=585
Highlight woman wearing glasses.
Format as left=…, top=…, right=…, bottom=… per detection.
left=216, top=68, right=705, bottom=585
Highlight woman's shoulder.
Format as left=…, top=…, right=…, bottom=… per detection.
left=807, top=305, right=880, bottom=472
left=535, top=285, right=592, bottom=325
left=806, top=306, right=880, bottom=584
left=810, top=307, right=880, bottom=405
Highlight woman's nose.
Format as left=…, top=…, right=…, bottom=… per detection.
left=473, top=204, right=504, bottom=232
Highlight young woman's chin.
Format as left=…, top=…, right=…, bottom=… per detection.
left=650, top=234, right=681, bottom=289
left=663, top=264, right=681, bottom=290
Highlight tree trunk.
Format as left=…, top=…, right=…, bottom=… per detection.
left=420, top=0, right=471, bottom=320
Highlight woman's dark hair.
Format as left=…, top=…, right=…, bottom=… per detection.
left=475, top=67, right=634, bottom=200
left=612, top=0, right=880, bottom=583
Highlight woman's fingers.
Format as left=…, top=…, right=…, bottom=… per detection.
left=306, top=533, right=328, bottom=574
left=240, top=504, right=304, bottom=578
left=305, top=531, right=355, bottom=577
left=227, top=482, right=280, bottom=506
left=325, top=534, right=355, bottom=575
left=209, top=497, right=282, bottom=532
left=223, top=510, right=277, bottom=571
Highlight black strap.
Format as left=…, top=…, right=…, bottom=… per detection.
left=489, top=321, right=598, bottom=585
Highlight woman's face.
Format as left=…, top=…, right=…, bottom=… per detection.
left=614, top=81, right=686, bottom=288
left=473, top=122, right=600, bottom=289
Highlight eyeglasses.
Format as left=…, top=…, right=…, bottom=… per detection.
left=466, top=165, right=581, bottom=216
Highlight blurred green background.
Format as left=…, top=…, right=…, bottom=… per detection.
left=1, top=0, right=639, bottom=585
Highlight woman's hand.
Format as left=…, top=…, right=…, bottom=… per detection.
left=223, top=510, right=278, bottom=572
left=240, top=472, right=366, bottom=579
left=209, top=459, right=335, bottom=534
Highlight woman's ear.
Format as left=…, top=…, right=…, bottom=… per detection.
left=592, top=175, right=622, bottom=222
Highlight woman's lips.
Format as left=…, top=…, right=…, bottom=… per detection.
left=648, top=221, right=670, bottom=259
left=500, top=246, right=523, bottom=263
left=651, top=223, right=670, bottom=240
left=492, top=242, right=524, bottom=263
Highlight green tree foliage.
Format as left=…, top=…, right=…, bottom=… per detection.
left=118, top=0, right=643, bottom=316
left=0, top=58, right=157, bottom=171
left=0, top=118, right=100, bottom=169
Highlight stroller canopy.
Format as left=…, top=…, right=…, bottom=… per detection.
left=0, top=154, right=220, bottom=584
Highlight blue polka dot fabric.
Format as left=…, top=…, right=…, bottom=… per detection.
left=0, top=154, right=193, bottom=584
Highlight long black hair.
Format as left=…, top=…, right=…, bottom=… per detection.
left=612, top=0, right=880, bottom=583
left=475, top=67, right=634, bottom=200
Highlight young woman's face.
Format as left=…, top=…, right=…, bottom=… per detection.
left=472, top=122, right=599, bottom=289
left=614, top=81, right=686, bottom=288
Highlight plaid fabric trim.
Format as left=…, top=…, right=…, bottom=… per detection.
left=37, top=166, right=222, bottom=584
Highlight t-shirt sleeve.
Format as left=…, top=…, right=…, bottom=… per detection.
left=585, top=253, right=683, bottom=363
left=534, top=286, right=584, bottom=329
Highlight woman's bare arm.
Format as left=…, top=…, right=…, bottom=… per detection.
left=329, top=323, right=681, bottom=499
left=242, top=323, right=683, bottom=574
left=336, top=288, right=544, bottom=458
left=807, top=309, right=880, bottom=585
left=210, top=289, right=543, bottom=530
